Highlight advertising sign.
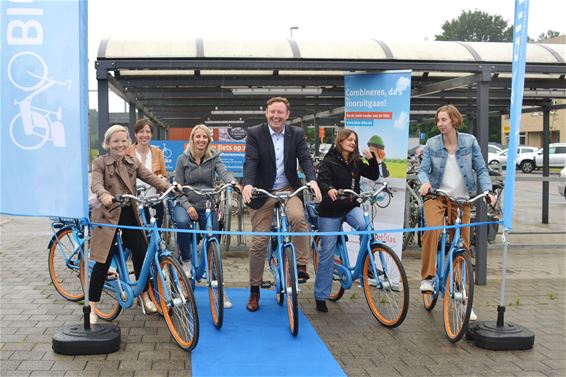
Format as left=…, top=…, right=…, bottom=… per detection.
left=1, top=0, right=89, bottom=218
left=153, top=129, right=246, bottom=177
left=344, top=71, right=412, bottom=258
left=217, top=127, right=246, bottom=177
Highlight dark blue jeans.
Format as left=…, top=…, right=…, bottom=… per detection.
left=172, top=204, right=219, bottom=262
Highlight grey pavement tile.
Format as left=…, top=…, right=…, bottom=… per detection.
left=542, top=370, right=566, bottom=377
left=151, top=360, right=187, bottom=370
left=341, top=367, right=369, bottom=377
left=513, top=360, right=560, bottom=372
left=118, top=360, right=152, bottom=371
left=63, top=371, right=99, bottom=377
left=1, top=360, right=22, bottom=371
left=138, top=351, right=171, bottom=361
left=106, top=350, right=139, bottom=361
left=17, top=360, right=54, bottom=371
left=29, top=372, right=65, bottom=377
left=99, top=370, right=135, bottom=377
left=134, top=370, right=169, bottom=377
left=0, top=372, right=30, bottom=377
left=85, top=360, right=120, bottom=370
left=9, top=351, right=45, bottom=361
left=1, top=343, right=34, bottom=352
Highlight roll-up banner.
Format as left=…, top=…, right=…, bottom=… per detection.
left=344, top=71, right=412, bottom=258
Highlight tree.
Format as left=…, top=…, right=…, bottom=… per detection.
left=435, top=10, right=513, bottom=42
left=537, top=30, right=560, bottom=42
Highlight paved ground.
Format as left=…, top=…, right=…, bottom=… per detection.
left=1, top=177, right=565, bottom=376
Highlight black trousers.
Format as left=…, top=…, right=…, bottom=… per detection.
left=89, top=206, right=149, bottom=302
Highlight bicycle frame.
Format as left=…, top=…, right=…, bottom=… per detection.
left=267, top=202, right=299, bottom=295
left=99, top=207, right=174, bottom=309
left=188, top=206, right=220, bottom=282
left=431, top=205, right=468, bottom=300
left=326, top=209, right=394, bottom=291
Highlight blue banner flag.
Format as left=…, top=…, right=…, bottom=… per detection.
left=503, top=0, right=529, bottom=229
left=1, top=0, right=89, bottom=218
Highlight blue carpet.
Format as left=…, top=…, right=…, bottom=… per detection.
left=191, top=287, right=345, bottom=377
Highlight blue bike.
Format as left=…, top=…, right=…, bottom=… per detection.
left=422, top=190, right=489, bottom=342
left=169, top=182, right=236, bottom=329
left=253, top=184, right=313, bottom=337
left=308, top=183, right=409, bottom=328
left=84, top=187, right=199, bottom=351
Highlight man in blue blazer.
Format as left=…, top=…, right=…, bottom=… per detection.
left=242, top=97, right=322, bottom=312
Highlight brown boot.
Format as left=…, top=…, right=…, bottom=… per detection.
left=247, top=292, right=260, bottom=312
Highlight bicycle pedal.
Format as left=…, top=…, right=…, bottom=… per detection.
left=260, top=281, right=272, bottom=289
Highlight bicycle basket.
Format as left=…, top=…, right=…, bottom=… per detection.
left=305, top=203, right=319, bottom=231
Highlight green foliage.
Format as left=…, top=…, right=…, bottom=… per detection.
left=537, top=30, right=560, bottom=42
left=435, top=10, right=513, bottom=42
left=548, top=292, right=556, bottom=300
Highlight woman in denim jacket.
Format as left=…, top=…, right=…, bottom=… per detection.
left=417, top=105, right=495, bottom=320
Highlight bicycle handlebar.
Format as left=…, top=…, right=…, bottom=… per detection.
left=430, top=189, right=493, bottom=206
left=178, top=181, right=238, bottom=198
left=115, top=185, right=178, bottom=206
left=338, top=182, right=391, bottom=202
left=252, top=184, right=312, bottom=201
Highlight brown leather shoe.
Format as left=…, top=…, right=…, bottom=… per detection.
left=247, top=292, right=260, bottom=312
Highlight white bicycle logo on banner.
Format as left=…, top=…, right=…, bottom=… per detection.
left=8, top=51, right=71, bottom=150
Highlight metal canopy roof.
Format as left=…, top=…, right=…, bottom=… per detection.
left=96, top=37, right=566, bottom=131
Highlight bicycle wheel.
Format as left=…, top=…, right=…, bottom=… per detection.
left=207, top=242, right=224, bottom=329
left=48, top=227, right=85, bottom=301
left=362, top=244, right=409, bottom=328
left=79, top=262, right=122, bottom=321
left=283, top=246, right=299, bottom=337
left=157, top=256, right=199, bottom=351
left=443, top=252, right=474, bottom=343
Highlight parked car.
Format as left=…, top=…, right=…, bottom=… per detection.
left=487, top=144, right=503, bottom=169
left=488, top=146, right=538, bottom=169
left=519, top=143, right=566, bottom=173
left=558, top=165, right=566, bottom=200
left=534, top=143, right=566, bottom=169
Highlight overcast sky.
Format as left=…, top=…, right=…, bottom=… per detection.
left=88, top=0, right=565, bottom=111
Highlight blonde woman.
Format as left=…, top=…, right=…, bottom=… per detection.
left=126, top=118, right=167, bottom=226
left=172, top=124, right=236, bottom=308
left=90, top=125, right=172, bottom=322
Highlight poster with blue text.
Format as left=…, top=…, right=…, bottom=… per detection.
left=1, top=0, right=89, bottom=218
left=344, top=71, right=412, bottom=258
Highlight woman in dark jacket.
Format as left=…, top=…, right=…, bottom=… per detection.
left=314, top=129, right=380, bottom=312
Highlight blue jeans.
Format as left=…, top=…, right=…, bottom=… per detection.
left=172, top=204, right=219, bottom=262
left=314, top=206, right=366, bottom=301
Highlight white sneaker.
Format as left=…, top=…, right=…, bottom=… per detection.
left=419, top=279, right=434, bottom=293
left=89, top=311, right=97, bottom=325
left=182, top=261, right=192, bottom=279
left=469, top=308, right=477, bottom=321
left=223, top=291, right=233, bottom=309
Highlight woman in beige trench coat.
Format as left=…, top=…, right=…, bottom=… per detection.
left=89, top=125, right=171, bottom=324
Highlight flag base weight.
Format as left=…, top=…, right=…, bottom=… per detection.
left=467, top=321, right=534, bottom=351
left=52, top=323, right=121, bottom=355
